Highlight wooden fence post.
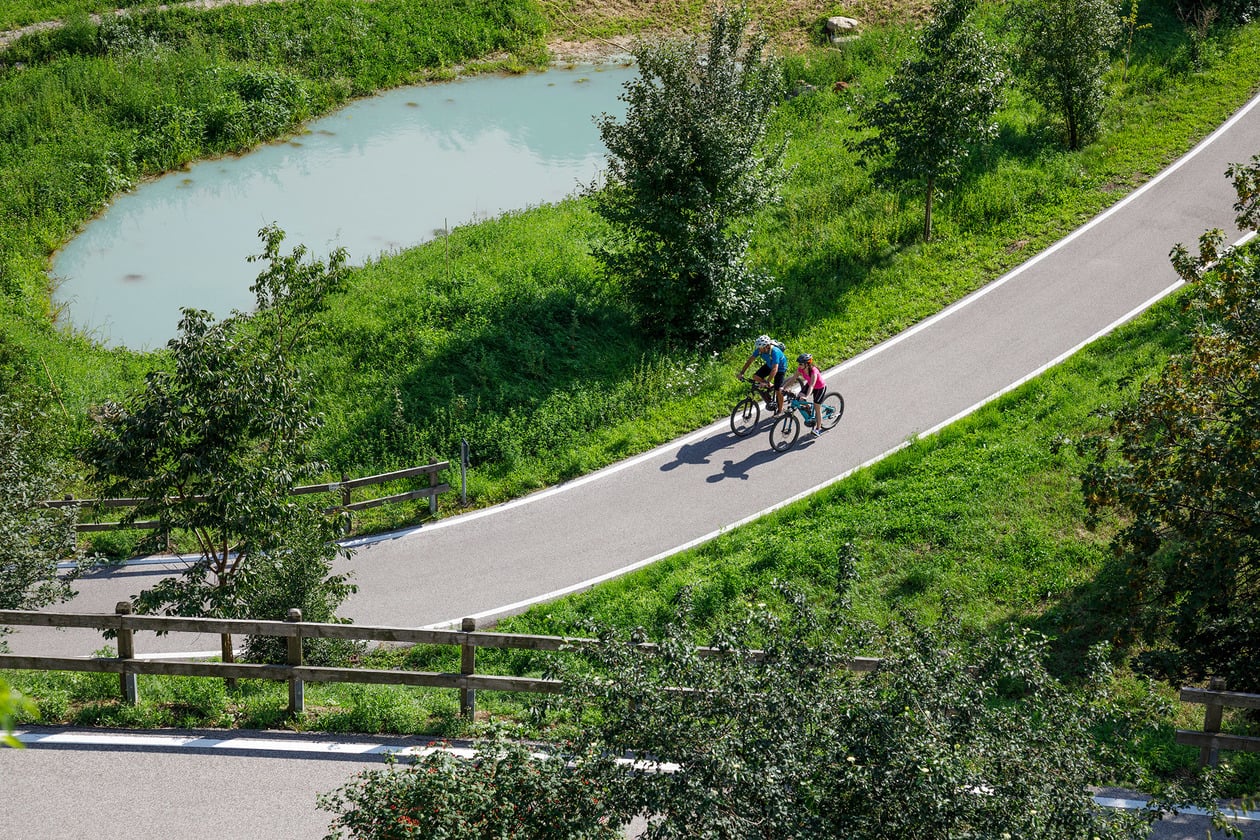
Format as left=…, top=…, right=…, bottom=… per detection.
left=1201, top=675, right=1226, bottom=767
left=286, top=608, right=304, bottom=716
left=460, top=617, right=476, bottom=719
left=429, top=459, right=439, bottom=516
left=115, top=601, right=138, bottom=705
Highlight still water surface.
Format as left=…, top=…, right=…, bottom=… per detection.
left=53, top=64, right=634, bottom=350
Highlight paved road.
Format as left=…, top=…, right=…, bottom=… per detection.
left=8, top=89, right=1259, bottom=659
left=2, top=729, right=1256, bottom=839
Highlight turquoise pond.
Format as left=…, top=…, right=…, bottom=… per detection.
left=53, top=63, right=635, bottom=350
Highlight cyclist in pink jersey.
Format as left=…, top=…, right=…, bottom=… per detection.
left=785, top=353, right=828, bottom=436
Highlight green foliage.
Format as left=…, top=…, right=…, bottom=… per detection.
left=0, top=677, right=37, bottom=747
left=0, top=394, right=78, bottom=613
left=1010, top=0, right=1121, bottom=150
left=859, top=0, right=1006, bottom=241
left=587, top=4, right=787, bottom=344
left=79, top=226, right=354, bottom=625
left=550, top=588, right=1194, bottom=838
left=1081, top=158, right=1260, bottom=692
left=318, top=727, right=622, bottom=840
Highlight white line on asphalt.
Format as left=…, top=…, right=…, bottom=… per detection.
left=10, top=730, right=1256, bottom=821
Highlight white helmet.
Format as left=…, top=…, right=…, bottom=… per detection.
left=754, top=334, right=772, bottom=350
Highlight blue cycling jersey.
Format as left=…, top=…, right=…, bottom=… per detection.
left=755, top=346, right=788, bottom=372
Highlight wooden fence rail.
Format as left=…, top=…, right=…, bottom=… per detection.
left=39, top=461, right=451, bottom=533
left=0, top=608, right=880, bottom=719
left=1177, top=679, right=1260, bottom=766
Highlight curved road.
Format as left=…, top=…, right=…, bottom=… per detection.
left=9, top=89, right=1259, bottom=658
left=2, top=86, right=1259, bottom=840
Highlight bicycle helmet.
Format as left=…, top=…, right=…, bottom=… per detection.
left=754, top=334, right=772, bottom=350
left=797, top=353, right=813, bottom=365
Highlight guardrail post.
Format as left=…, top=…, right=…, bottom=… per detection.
left=115, top=601, right=138, bottom=705
left=1201, top=675, right=1226, bottom=767
left=460, top=617, right=476, bottom=719
left=286, top=608, right=304, bottom=716
left=429, top=459, right=439, bottom=516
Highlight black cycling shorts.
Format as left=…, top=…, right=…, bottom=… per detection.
left=755, top=364, right=785, bottom=388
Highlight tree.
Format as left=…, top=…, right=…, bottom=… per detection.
left=556, top=584, right=1160, bottom=840
left=319, top=727, right=622, bottom=840
left=859, top=0, right=1005, bottom=242
left=1010, top=0, right=1120, bottom=150
left=586, top=4, right=786, bottom=345
left=1081, top=157, right=1260, bottom=692
left=81, top=225, right=354, bottom=664
left=0, top=397, right=77, bottom=616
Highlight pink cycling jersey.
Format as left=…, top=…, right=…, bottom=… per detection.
left=798, top=365, right=825, bottom=392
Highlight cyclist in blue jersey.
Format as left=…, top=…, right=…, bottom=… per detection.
left=737, top=335, right=788, bottom=415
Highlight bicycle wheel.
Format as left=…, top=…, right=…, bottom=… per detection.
left=730, top=397, right=760, bottom=437
left=769, top=412, right=801, bottom=452
left=817, top=392, right=845, bottom=431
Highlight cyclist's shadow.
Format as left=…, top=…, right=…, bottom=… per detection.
left=659, top=430, right=742, bottom=472
left=659, top=427, right=806, bottom=482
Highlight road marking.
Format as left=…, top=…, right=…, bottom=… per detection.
left=9, top=730, right=1257, bottom=822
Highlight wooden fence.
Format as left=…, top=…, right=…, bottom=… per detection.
left=40, top=461, right=451, bottom=534
left=1177, top=678, right=1260, bottom=766
left=0, top=607, right=880, bottom=720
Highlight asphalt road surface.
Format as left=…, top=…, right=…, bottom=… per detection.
left=2, top=729, right=1257, bottom=839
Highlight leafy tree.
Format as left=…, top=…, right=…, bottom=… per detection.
left=1010, top=0, right=1121, bottom=150
left=81, top=225, right=354, bottom=664
left=0, top=396, right=78, bottom=617
left=319, top=727, right=622, bottom=840
left=1082, top=157, right=1260, bottom=692
left=586, top=4, right=786, bottom=344
left=556, top=584, right=1161, bottom=840
left=859, top=0, right=1005, bottom=242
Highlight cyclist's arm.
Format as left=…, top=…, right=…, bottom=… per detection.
left=737, top=356, right=755, bottom=378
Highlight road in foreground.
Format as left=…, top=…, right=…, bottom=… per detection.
left=2, top=729, right=1257, bottom=840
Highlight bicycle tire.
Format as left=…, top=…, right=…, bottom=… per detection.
left=817, top=392, right=845, bottom=431
left=730, top=397, right=760, bottom=437
left=769, top=412, right=800, bottom=452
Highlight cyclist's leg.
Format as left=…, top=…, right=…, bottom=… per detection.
left=813, top=385, right=826, bottom=434
left=773, top=369, right=786, bottom=413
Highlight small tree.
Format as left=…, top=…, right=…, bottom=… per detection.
left=81, top=225, right=354, bottom=664
left=587, top=4, right=786, bottom=344
left=859, top=0, right=1005, bottom=242
left=0, top=397, right=78, bottom=616
left=1010, top=0, right=1121, bottom=150
left=1081, top=157, right=1260, bottom=691
left=319, top=727, right=622, bottom=840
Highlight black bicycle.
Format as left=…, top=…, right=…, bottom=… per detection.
left=730, top=378, right=779, bottom=437
left=768, top=388, right=846, bottom=452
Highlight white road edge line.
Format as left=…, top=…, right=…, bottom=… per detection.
left=9, top=731, right=1257, bottom=821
